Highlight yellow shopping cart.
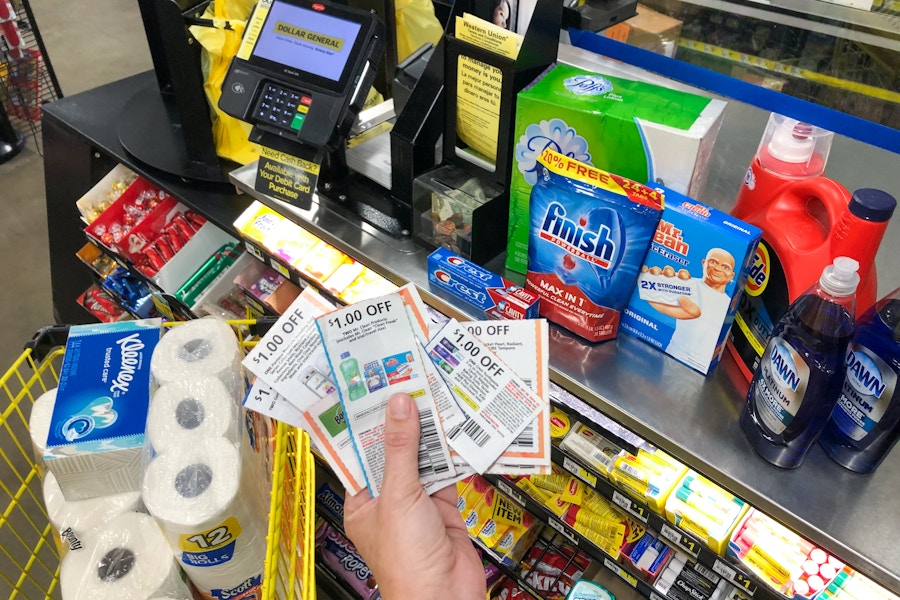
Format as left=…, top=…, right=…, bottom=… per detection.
left=0, top=321, right=315, bottom=600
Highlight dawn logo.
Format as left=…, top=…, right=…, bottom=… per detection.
left=770, top=342, right=801, bottom=392
left=563, top=74, right=613, bottom=96
left=846, top=348, right=887, bottom=398
left=515, top=118, right=591, bottom=186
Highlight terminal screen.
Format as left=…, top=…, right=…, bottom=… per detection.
left=252, top=1, right=363, bottom=82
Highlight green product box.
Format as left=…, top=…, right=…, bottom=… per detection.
left=506, top=62, right=727, bottom=273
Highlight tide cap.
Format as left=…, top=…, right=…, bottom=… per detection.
left=849, top=188, right=896, bottom=222
left=820, top=257, right=860, bottom=297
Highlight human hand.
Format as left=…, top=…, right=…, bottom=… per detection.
left=344, top=393, right=486, bottom=600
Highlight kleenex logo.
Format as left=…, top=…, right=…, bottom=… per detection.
left=110, top=333, right=145, bottom=395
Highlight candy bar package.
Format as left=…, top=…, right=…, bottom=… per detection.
left=316, top=521, right=380, bottom=599
left=526, top=148, right=663, bottom=342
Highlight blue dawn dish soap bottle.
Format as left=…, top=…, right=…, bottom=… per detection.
left=819, top=287, right=900, bottom=473
left=740, top=257, right=859, bottom=468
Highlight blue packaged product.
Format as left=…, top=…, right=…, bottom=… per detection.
left=819, top=287, right=900, bottom=473
left=317, top=481, right=346, bottom=522
left=427, top=247, right=540, bottom=319
left=741, top=258, right=859, bottom=469
left=620, top=187, right=762, bottom=374
left=525, top=148, right=663, bottom=342
left=46, top=319, right=162, bottom=499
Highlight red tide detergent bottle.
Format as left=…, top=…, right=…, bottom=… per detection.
left=728, top=113, right=896, bottom=381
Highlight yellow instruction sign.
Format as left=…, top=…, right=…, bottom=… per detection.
left=237, top=0, right=271, bottom=60
left=255, top=145, right=321, bottom=207
left=456, top=56, right=502, bottom=162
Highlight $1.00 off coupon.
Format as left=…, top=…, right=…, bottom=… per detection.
left=316, top=292, right=455, bottom=496
left=425, top=319, right=545, bottom=474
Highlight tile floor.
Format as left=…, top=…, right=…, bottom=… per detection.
left=0, top=0, right=151, bottom=371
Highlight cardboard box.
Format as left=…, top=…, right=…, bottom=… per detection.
left=620, top=188, right=761, bottom=374
left=506, top=62, right=726, bottom=273
left=45, top=319, right=162, bottom=500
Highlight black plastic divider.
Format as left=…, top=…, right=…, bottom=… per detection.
left=547, top=444, right=781, bottom=600
left=485, top=474, right=657, bottom=598
left=314, top=562, right=362, bottom=600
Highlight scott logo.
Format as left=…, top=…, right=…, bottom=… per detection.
left=539, top=202, right=615, bottom=269
left=745, top=243, right=769, bottom=297
left=770, top=343, right=801, bottom=392
left=846, top=348, right=887, bottom=398
left=434, top=270, right=487, bottom=304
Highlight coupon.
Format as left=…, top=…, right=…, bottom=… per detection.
left=299, top=394, right=367, bottom=495
left=243, top=287, right=337, bottom=412
left=243, top=379, right=305, bottom=428
left=425, top=319, right=545, bottom=474
left=316, top=292, right=455, bottom=495
left=463, top=320, right=550, bottom=471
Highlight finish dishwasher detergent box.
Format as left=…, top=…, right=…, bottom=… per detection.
left=44, top=319, right=162, bottom=500
left=507, top=62, right=726, bottom=273
left=620, top=187, right=761, bottom=374
left=526, top=149, right=663, bottom=342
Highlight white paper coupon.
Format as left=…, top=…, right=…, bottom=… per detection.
left=243, top=379, right=304, bottom=428
left=397, top=283, right=433, bottom=342
left=299, top=394, right=367, bottom=495
left=316, top=292, right=455, bottom=495
left=425, top=319, right=545, bottom=474
left=463, top=320, right=550, bottom=472
left=242, top=288, right=337, bottom=412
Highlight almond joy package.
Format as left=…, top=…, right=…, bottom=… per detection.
left=526, top=149, right=663, bottom=342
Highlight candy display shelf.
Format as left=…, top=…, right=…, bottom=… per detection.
left=43, top=70, right=900, bottom=596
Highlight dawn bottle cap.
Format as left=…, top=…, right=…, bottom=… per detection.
left=820, top=257, right=860, bottom=297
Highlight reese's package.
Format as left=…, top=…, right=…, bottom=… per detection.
left=526, top=148, right=663, bottom=342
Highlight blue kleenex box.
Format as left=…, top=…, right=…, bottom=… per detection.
left=620, top=188, right=761, bottom=375
left=46, top=319, right=162, bottom=500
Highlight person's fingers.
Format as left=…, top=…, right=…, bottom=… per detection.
left=379, top=393, right=423, bottom=505
left=344, top=489, right=377, bottom=546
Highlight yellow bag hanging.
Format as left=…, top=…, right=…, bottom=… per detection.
left=189, top=0, right=260, bottom=165
left=394, top=0, right=443, bottom=62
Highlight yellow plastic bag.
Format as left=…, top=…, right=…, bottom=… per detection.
left=189, top=0, right=260, bottom=165
left=395, top=0, right=444, bottom=62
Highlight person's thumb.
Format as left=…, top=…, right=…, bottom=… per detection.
left=379, top=393, right=422, bottom=502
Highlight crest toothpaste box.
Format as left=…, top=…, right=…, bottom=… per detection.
left=526, top=149, right=663, bottom=342
left=45, top=319, right=162, bottom=500
left=506, top=62, right=726, bottom=274
left=620, top=187, right=761, bottom=374
left=427, top=247, right=539, bottom=320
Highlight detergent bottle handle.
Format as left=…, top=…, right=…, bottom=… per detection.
left=774, top=177, right=850, bottom=255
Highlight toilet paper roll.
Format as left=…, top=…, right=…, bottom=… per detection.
left=148, top=378, right=238, bottom=453
left=29, top=388, right=56, bottom=468
left=150, top=318, right=244, bottom=401
left=43, top=470, right=142, bottom=552
left=60, top=512, right=191, bottom=600
left=142, top=438, right=265, bottom=593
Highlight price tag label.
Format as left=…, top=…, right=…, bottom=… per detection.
left=549, top=518, right=578, bottom=545
left=603, top=558, right=638, bottom=587
left=611, top=490, right=649, bottom=523
left=245, top=242, right=265, bottom=261
left=660, top=523, right=701, bottom=558
left=714, top=559, right=757, bottom=596
left=271, top=260, right=291, bottom=279
left=495, top=479, right=526, bottom=508
left=563, top=456, right=598, bottom=487
left=650, top=593, right=666, bottom=600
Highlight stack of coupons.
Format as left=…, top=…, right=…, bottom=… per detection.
left=242, top=283, right=551, bottom=497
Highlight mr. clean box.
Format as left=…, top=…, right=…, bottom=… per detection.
left=620, top=188, right=761, bottom=374
left=45, top=319, right=161, bottom=499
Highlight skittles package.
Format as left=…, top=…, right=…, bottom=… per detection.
left=526, top=149, right=663, bottom=342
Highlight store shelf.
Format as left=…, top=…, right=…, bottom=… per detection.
left=230, top=164, right=900, bottom=593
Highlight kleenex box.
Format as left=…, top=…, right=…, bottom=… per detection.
left=45, top=319, right=162, bottom=500
left=620, top=189, right=760, bottom=375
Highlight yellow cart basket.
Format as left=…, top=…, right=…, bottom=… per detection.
left=0, top=321, right=315, bottom=600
